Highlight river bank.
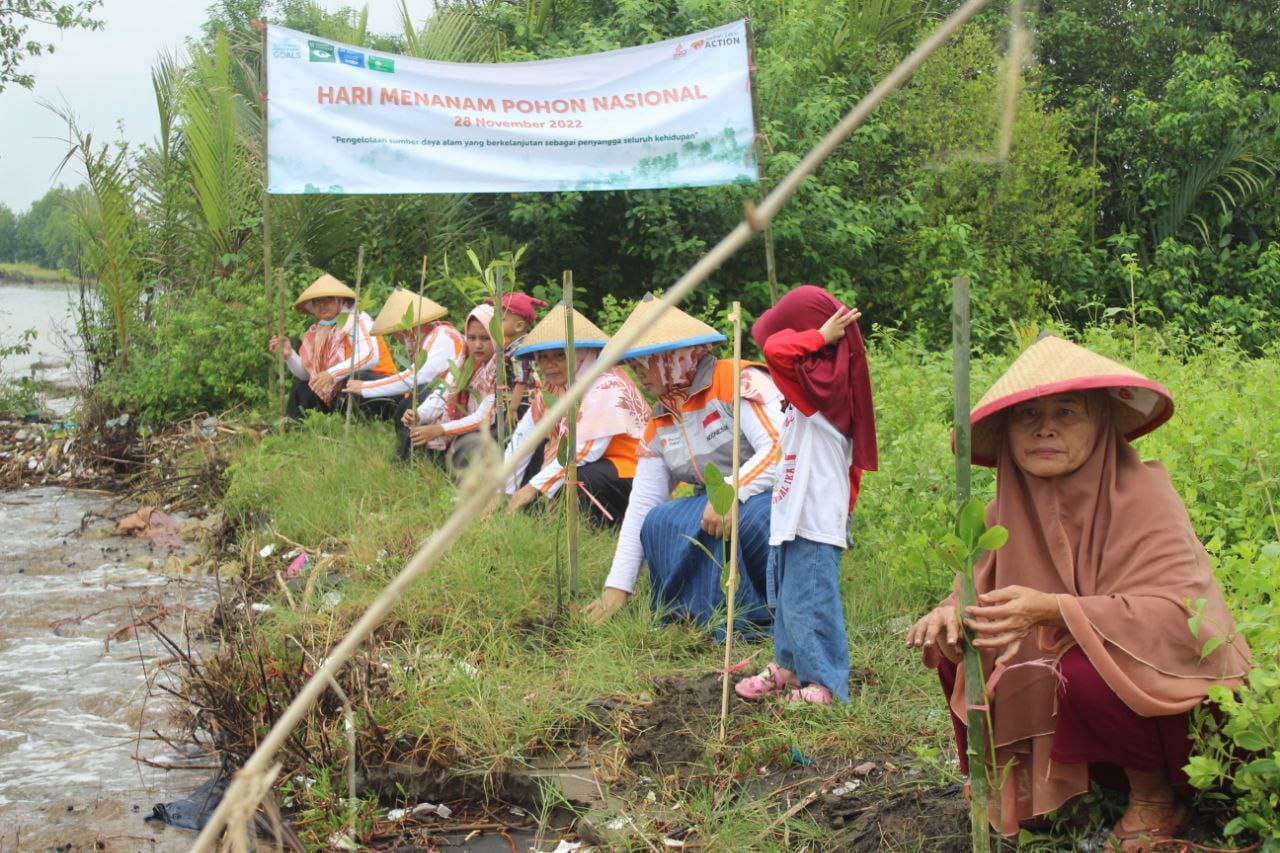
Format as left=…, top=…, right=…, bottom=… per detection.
left=0, top=263, right=80, bottom=284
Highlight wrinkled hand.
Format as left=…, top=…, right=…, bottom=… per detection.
left=965, top=585, right=1061, bottom=666
left=818, top=306, right=863, bottom=346
left=267, top=335, right=293, bottom=358
left=309, top=372, right=335, bottom=395
left=584, top=587, right=630, bottom=624
left=409, top=423, right=444, bottom=447
left=507, top=484, right=539, bottom=513
left=701, top=500, right=731, bottom=539
left=401, top=407, right=419, bottom=428
left=906, top=604, right=963, bottom=664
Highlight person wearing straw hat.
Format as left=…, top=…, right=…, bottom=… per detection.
left=352, top=288, right=464, bottom=455
left=906, top=334, right=1250, bottom=845
left=582, top=295, right=786, bottom=637
left=406, top=303, right=502, bottom=473
left=505, top=304, right=650, bottom=528
left=268, top=273, right=398, bottom=419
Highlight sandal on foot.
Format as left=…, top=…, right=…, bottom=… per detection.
left=735, top=663, right=788, bottom=700
left=1108, top=797, right=1191, bottom=852
left=785, top=684, right=833, bottom=706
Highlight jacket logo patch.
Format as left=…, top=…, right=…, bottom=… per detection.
left=702, top=410, right=722, bottom=428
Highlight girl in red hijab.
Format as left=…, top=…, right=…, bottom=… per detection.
left=736, top=285, right=878, bottom=705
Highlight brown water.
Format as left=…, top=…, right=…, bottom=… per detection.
left=0, top=487, right=215, bottom=850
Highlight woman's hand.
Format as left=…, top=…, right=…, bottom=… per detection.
left=965, top=585, right=1062, bottom=666
left=343, top=379, right=365, bottom=394
left=507, top=484, right=539, bottom=513
left=700, top=501, right=731, bottom=539
left=583, top=587, right=629, bottom=624
left=267, top=335, right=293, bottom=358
left=401, top=407, right=419, bottom=428
left=409, top=424, right=445, bottom=446
left=309, top=372, right=335, bottom=394
left=906, top=604, right=963, bottom=664
left=818, top=306, right=863, bottom=346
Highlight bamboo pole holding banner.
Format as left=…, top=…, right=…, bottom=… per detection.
left=719, top=301, right=745, bottom=741
left=258, top=21, right=285, bottom=418
left=192, top=4, right=995, bottom=846
left=344, top=245, right=365, bottom=433
left=744, top=21, right=779, bottom=304
left=563, top=270, right=580, bottom=598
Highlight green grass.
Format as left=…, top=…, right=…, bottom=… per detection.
left=0, top=261, right=75, bottom=283
left=209, top=326, right=1280, bottom=849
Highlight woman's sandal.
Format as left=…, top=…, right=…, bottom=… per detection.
left=734, top=663, right=788, bottom=700
left=1108, top=797, right=1191, bottom=852
left=785, top=684, right=833, bottom=706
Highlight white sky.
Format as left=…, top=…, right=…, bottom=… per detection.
left=0, top=0, right=411, bottom=213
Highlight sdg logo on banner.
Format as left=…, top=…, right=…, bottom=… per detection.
left=367, top=56, right=394, bottom=73
left=338, top=48, right=365, bottom=68
left=308, top=40, right=335, bottom=62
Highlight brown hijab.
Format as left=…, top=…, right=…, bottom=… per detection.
left=941, top=394, right=1250, bottom=832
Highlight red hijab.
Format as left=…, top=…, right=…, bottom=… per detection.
left=751, top=285, right=878, bottom=471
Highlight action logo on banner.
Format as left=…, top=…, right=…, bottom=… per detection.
left=266, top=20, right=757, bottom=194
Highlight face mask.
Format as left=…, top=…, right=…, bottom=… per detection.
left=318, top=318, right=338, bottom=327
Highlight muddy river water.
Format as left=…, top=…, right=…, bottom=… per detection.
left=0, top=486, right=217, bottom=849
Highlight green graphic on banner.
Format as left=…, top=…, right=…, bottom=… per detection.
left=308, top=40, right=335, bottom=62
left=367, top=56, right=394, bottom=73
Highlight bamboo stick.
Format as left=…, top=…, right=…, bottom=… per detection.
left=492, top=265, right=509, bottom=450
left=344, top=246, right=365, bottom=433
left=192, top=4, right=994, bottom=846
left=410, top=254, right=428, bottom=421
left=719, top=301, right=745, bottom=741
left=563, top=271, right=580, bottom=599
left=745, top=21, right=779, bottom=303
left=259, top=23, right=284, bottom=419
left=952, top=274, right=990, bottom=850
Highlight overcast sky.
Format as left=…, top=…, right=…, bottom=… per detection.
left=0, top=0, right=409, bottom=213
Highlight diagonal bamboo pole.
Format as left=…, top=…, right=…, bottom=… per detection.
left=718, top=301, right=745, bottom=741
left=193, top=3, right=994, bottom=846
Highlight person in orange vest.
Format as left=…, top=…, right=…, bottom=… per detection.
left=267, top=273, right=398, bottom=419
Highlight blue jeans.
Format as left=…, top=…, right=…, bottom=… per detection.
left=642, top=491, right=772, bottom=637
left=766, top=537, right=850, bottom=701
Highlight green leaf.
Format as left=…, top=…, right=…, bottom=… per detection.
left=1239, top=758, right=1278, bottom=776
left=556, top=437, right=570, bottom=467
left=1232, top=729, right=1267, bottom=752
left=956, top=497, right=986, bottom=549
left=399, top=303, right=417, bottom=332
left=489, top=311, right=505, bottom=350
left=1199, top=636, right=1224, bottom=659
left=1187, top=612, right=1204, bottom=638
left=976, top=525, right=1009, bottom=552
left=702, top=462, right=736, bottom=516
left=1261, top=541, right=1280, bottom=559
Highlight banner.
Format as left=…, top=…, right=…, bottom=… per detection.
left=265, top=21, right=758, bottom=195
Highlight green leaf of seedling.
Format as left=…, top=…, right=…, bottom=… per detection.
left=556, top=437, right=571, bottom=467
left=976, top=525, right=1009, bottom=552
left=489, top=311, right=505, bottom=350
left=702, top=462, right=736, bottom=517
left=541, top=387, right=559, bottom=409
left=413, top=350, right=428, bottom=372
left=956, top=497, right=986, bottom=549
left=335, top=311, right=350, bottom=329
left=453, top=356, right=475, bottom=393
left=1240, top=758, right=1278, bottom=777
left=399, top=303, right=417, bottom=332
left=1187, top=612, right=1204, bottom=638
left=1199, top=636, right=1224, bottom=659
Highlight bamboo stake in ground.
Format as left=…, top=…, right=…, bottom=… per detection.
left=410, top=254, right=428, bottom=423
left=563, top=270, right=580, bottom=599
left=192, top=4, right=995, bottom=846
left=259, top=22, right=284, bottom=419
left=492, top=265, right=510, bottom=451
left=344, top=245, right=365, bottom=433
left=274, top=268, right=287, bottom=418
left=951, top=274, right=990, bottom=851
left=719, top=301, right=745, bottom=741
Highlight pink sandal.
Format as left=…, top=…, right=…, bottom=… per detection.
left=735, top=663, right=788, bottom=700
left=786, top=684, right=833, bottom=706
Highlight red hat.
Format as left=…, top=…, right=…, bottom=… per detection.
left=488, top=292, right=548, bottom=324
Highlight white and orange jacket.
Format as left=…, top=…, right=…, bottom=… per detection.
left=359, top=322, right=465, bottom=399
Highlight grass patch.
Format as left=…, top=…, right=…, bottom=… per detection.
left=0, top=261, right=76, bottom=283
left=204, top=327, right=1280, bottom=848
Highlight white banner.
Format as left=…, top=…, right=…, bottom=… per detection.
left=265, top=21, right=758, bottom=195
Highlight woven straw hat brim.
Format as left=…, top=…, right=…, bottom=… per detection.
left=369, top=289, right=448, bottom=336
left=968, top=336, right=1174, bottom=466
left=600, top=295, right=726, bottom=361
left=512, top=304, right=609, bottom=358
left=293, top=273, right=356, bottom=314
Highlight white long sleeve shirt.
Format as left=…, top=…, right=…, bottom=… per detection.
left=359, top=324, right=463, bottom=399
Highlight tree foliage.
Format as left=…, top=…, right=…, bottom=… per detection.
left=0, top=0, right=103, bottom=91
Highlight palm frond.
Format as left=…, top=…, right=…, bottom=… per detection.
left=1151, top=137, right=1277, bottom=247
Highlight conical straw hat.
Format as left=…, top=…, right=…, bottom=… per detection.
left=293, top=273, right=356, bottom=314
left=369, top=289, right=448, bottom=335
left=512, top=303, right=609, bottom=357
left=969, top=334, right=1174, bottom=466
left=601, top=292, right=726, bottom=361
